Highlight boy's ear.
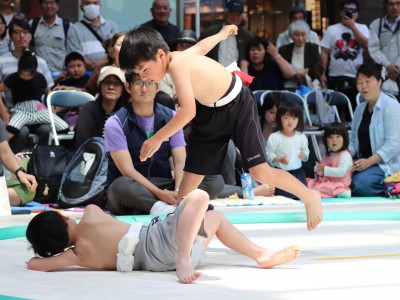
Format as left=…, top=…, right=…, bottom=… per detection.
left=156, top=49, right=166, bottom=60
left=124, top=82, right=131, bottom=95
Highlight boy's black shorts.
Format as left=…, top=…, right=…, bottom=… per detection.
left=185, top=82, right=267, bottom=175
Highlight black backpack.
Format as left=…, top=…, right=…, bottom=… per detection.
left=57, top=137, right=108, bottom=208
left=27, top=145, right=69, bottom=203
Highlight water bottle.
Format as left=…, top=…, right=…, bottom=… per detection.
left=241, top=173, right=255, bottom=200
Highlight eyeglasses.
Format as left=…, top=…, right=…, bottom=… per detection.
left=41, top=0, right=58, bottom=6
left=343, top=7, right=358, bottom=13
left=387, top=1, right=400, bottom=7
left=102, top=79, right=122, bottom=87
left=12, top=30, right=30, bottom=36
left=132, top=80, right=158, bottom=89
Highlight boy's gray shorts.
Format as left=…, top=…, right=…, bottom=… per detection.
left=133, top=201, right=207, bottom=272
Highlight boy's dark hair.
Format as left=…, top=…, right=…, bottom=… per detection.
left=340, top=0, right=359, bottom=10
left=18, top=49, right=38, bottom=74
left=260, top=91, right=284, bottom=129
left=356, top=63, right=384, bottom=82
left=323, top=122, right=349, bottom=154
left=275, top=100, right=305, bottom=132
left=119, top=27, right=169, bottom=71
left=8, top=18, right=31, bottom=37
left=64, top=51, right=85, bottom=68
left=26, top=211, right=69, bottom=258
left=0, top=14, right=7, bottom=39
left=288, top=6, right=306, bottom=21
left=124, top=69, right=139, bottom=83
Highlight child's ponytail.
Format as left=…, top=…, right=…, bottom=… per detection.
left=18, top=48, right=38, bottom=74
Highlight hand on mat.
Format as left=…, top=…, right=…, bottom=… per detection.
left=140, top=135, right=162, bottom=162
left=156, top=189, right=178, bottom=206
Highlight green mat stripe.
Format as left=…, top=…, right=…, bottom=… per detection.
left=2, top=212, right=400, bottom=240
left=0, top=295, right=29, bottom=300
left=0, top=225, right=27, bottom=240
left=115, top=212, right=400, bottom=224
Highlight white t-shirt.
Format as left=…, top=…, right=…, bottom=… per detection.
left=266, top=131, right=309, bottom=171
left=320, top=22, right=369, bottom=78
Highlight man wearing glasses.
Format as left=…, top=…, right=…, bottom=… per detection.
left=369, top=0, right=400, bottom=97
left=104, top=71, right=223, bottom=216
left=0, top=19, right=53, bottom=153
left=320, top=0, right=369, bottom=119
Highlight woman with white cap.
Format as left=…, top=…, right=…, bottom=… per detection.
left=73, top=66, right=129, bottom=148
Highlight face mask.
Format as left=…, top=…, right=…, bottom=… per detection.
left=83, top=4, right=101, bottom=20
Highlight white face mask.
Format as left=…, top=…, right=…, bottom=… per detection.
left=83, top=4, right=101, bottom=20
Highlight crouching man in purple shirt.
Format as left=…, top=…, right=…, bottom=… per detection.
left=104, top=71, right=223, bottom=215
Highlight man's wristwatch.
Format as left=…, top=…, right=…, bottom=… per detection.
left=15, top=167, right=26, bottom=181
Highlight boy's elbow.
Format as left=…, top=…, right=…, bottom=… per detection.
left=27, top=260, right=45, bottom=272
left=27, top=258, right=51, bottom=272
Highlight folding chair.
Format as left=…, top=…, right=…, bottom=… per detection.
left=252, top=90, right=267, bottom=113
left=304, top=89, right=354, bottom=122
left=46, top=90, right=95, bottom=145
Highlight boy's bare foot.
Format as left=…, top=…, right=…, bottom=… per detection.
left=176, top=259, right=202, bottom=284
left=304, top=190, right=323, bottom=230
left=256, top=245, right=300, bottom=269
left=255, top=184, right=275, bottom=197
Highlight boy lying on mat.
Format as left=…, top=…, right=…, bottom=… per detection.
left=26, top=189, right=299, bottom=284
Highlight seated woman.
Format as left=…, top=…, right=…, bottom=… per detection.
left=350, top=63, right=400, bottom=196
left=279, top=20, right=323, bottom=91
left=73, top=66, right=129, bottom=148
left=240, top=37, right=295, bottom=91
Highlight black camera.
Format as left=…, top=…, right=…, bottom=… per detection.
left=345, top=12, right=352, bottom=19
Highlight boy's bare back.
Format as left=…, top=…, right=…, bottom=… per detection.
left=168, top=51, right=234, bottom=106
left=68, top=205, right=131, bottom=270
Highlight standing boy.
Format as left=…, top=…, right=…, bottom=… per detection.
left=118, top=27, right=322, bottom=230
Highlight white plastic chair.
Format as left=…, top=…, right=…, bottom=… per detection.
left=46, top=90, right=95, bottom=145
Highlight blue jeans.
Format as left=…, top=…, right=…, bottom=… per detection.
left=351, top=165, right=385, bottom=196
left=275, top=167, right=307, bottom=200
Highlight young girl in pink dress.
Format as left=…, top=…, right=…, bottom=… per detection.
left=308, top=122, right=353, bottom=198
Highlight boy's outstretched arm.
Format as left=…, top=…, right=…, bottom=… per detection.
left=185, top=25, right=238, bottom=56
left=27, top=248, right=81, bottom=272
